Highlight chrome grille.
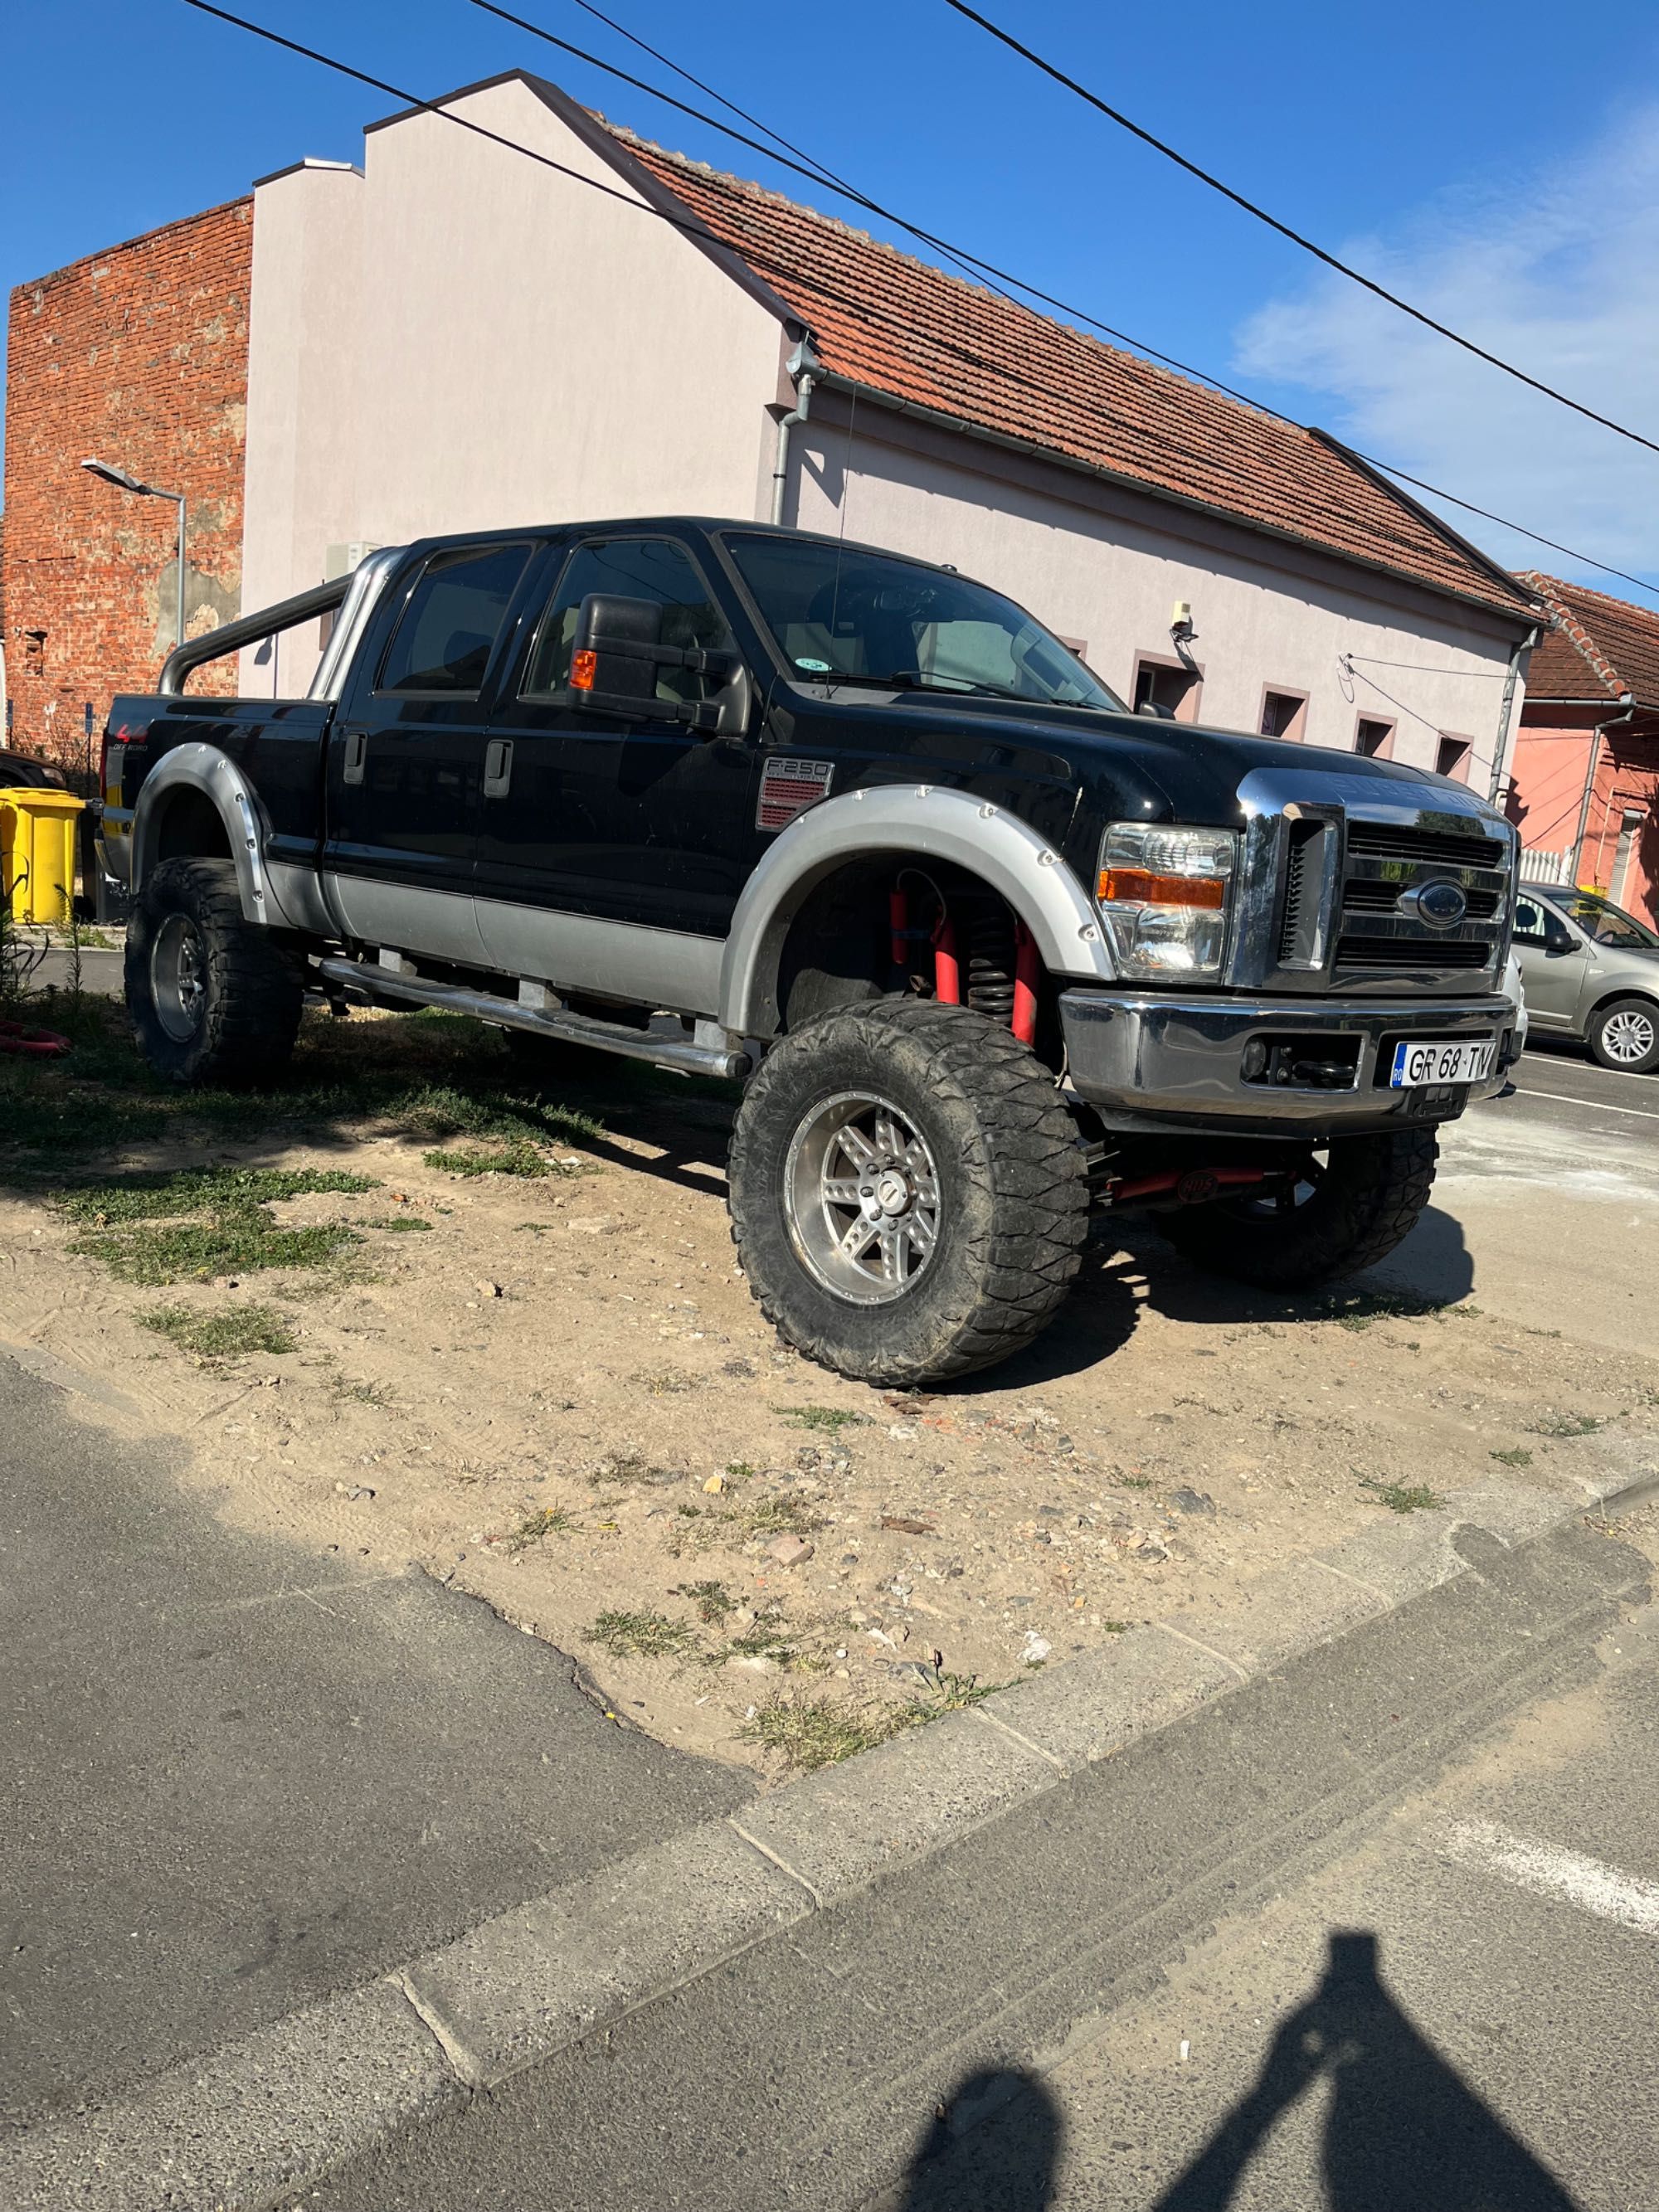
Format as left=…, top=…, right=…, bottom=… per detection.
left=1227, top=767, right=1516, bottom=997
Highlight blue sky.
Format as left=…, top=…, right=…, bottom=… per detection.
left=7, top=0, right=1659, bottom=596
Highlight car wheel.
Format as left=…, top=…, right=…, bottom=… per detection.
left=1159, top=1128, right=1439, bottom=1291
left=125, top=857, right=303, bottom=1087
left=727, top=999, right=1088, bottom=1385
left=1587, top=997, right=1659, bottom=1074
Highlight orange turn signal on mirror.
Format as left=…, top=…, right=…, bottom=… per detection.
left=571, top=648, right=597, bottom=691
left=1097, top=867, right=1226, bottom=909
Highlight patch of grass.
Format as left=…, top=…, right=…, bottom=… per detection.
left=739, top=1662, right=1019, bottom=1771
left=139, top=1301, right=295, bottom=1359
left=507, top=1506, right=581, bottom=1551
left=739, top=1692, right=913, bottom=1771
left=1528, top=1412, right=1604, bottom=1438
left=422, top=1141, right=558, bottom=1180
left=1118, top=1475, right=1152, bottom=1491
left=70, top=1217, right=358, bottom=1286
left=361, top=1213, right=433, bottom=1233
left=57, top=1164, right=377, bottom=1225
left=585, top=1608, right=699, bottom=1661
left=734, top=1494, right=830, bottom=1539
left=771, top=1404, right=873, bottom=1434
left=1360, top=1477, right=1446, bottom=1515
left=335, top=1378, right=392, bottom=1407
left=637, top=1369, right=699, bottom=1397
left=1491, top=1446, right=1535, bottom=1469
left=1100, top=1620, right=1131, bottom=1635
left=676, top=1578, right=736, bottom=1624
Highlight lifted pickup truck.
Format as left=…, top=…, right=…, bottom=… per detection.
left=99, top=520, right=1522, bottom=1384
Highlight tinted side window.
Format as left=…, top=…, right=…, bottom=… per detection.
left=377, top=544, right=531, bottom=696
left=522, top=539, right=732, bottom=704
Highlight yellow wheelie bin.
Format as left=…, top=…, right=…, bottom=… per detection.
left=1, top=787, right=85, bottom=926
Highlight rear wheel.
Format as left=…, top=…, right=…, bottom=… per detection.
left=1587, top=996, right=1659, bottom=1074
left=125, top=858, right=302, bottom=1087
left=1158, top=1128, right=1438, bottom=1291
left=727, top=999, right=1087, bottom=1385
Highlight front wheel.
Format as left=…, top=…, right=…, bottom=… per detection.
left=125, top=857, right=303, bottom=1087
left=727, top=999, right=1088, bottom=1386
left=1158, top=1128, right=1438, bottom=1291
left=1587, top=997, right=1659, bottom=1075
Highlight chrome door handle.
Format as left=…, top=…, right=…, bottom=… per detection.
left=483, top=738, right=513, bottom=798
left=342, top=728, right=367, bottom=786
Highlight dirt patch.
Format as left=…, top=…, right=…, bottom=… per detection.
left=3, top=999, right=1655, bottom=1778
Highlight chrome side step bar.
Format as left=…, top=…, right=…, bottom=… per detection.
left=314, top=957, right=751, bottom=1081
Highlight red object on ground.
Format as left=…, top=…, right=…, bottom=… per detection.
left=0, top=1020, right=71, bottom=1059
left=1012, top=920, right=1039, bottom=1045
left=932, top=914, right=961, bottom=1004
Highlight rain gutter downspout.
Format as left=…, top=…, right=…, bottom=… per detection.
left=1487, top=623, right=1538, bottom=806
left=1571, top=693, right=1636, bottom=889
left=770, top=338, right=823, bottom=527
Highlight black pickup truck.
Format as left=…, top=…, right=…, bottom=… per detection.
left=98, top=519, right=1522, bottom=1384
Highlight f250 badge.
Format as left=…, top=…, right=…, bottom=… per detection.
left=757, top=756, right=834, bottom=833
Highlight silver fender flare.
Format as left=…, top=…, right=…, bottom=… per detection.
left=130, top=743, right=288, bottom=930
left=718, top=782, right=1115, bottom=1035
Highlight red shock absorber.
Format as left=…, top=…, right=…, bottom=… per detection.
left=932, top=909, right=961, bottom=1004
left=889, top=887, right=909, bottom=971
left=1012, top=919, right=1039, bottom=1045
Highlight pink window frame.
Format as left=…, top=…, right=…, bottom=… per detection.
left=1258, top=683, right=1310, bottom=742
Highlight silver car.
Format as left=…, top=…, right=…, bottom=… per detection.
left=1512, top=885, right=1659, bottom=1072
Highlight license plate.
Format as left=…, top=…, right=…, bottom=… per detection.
left=1389, top=1038, right=1496, bottom=1089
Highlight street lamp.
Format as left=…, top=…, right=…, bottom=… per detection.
left=80, top=457, right=187, bottom=651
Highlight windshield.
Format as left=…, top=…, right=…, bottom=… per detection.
left=722, top=534, right=1125, bottom=710
left=1545, top=889, right=1659, bottom=949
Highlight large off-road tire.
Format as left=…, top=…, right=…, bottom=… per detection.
left=125, top=857, right=303, bottom=1087
left=1586, top=996, right=1659, bottom=1075
left=1158, top=1128, right=1438, bottom=1291
left=727, top=999, right=1088, bottom=1385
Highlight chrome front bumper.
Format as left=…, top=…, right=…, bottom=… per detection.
left=1058, top=989, right=1515, bottom=1134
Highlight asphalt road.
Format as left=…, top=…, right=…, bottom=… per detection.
left=875, top=1510, right=1659, bottom=2212
left=0, top=1353, right=749, bottom=2132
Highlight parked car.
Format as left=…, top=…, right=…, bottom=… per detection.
left=97, top=520, right=1526, bottom=1384
left=0, top=747, right=68, bottom=790
left=1512, top=885, right=1659, bottom=1072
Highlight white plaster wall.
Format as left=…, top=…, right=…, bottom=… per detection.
left=791, top=417, right=1525, bottom=788
left=350, top=82, right=781, bottom=547
left=240, top=162, right=365, bottom=693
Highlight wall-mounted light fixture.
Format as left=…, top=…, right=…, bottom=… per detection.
left=81, top=458, right=187, bottom=651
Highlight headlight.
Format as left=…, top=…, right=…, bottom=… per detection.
left=1096, top=823, right=1238, bottom=980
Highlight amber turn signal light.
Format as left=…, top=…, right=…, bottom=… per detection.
left=572, top=648, right=597, bottom=691
left=1096, top=867, right=1226, bottom=909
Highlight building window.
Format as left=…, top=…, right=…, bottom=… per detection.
left=1132, top=654, right=1200, bottom=721
left=1259, top=688, right=1307, bottom=741
left=1355, top=717, right=1394, bottom=758
left=1435, top=734, right=1472, bottom=782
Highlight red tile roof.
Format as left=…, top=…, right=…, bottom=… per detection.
left=606, top=122, right=1534, bottom=620
left=1518, top=573, right=1659, bottom=707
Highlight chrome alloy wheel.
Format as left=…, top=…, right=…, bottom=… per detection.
left=1602, top=1005, right=1657, bottom=1066
left=782, top=1090, right=942, bottom=1305
left=150, top=912, right=208, bottom=1043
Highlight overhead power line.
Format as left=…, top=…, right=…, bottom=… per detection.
left=179, top=0, right=1659, bottom=604
left=464, top=0, right=1659, bottom=605
left=941, top=0, right=1659, bottom=465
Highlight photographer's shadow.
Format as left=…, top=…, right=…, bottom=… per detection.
left=1151, top=1931, right=1582, bottom=2211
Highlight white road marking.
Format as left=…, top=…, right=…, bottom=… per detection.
left=1439, top=1818, right=1659, bottom=1935
left=1513, top=1085, right=1659, bottom=1122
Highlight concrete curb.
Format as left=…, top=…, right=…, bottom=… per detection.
left=6, top=1464, right=1650, bottom=2210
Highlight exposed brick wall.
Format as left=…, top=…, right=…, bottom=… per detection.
left=2, top=197, right=251, bottom=777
